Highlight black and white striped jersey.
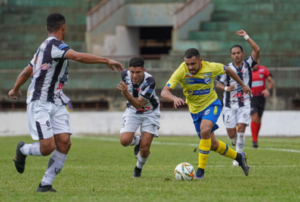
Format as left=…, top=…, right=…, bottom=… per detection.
left=217, top=55, right=257, bottom=109
left=26, top=36, right=71, bottom=106
left=121, top=70, right=160, bottom=114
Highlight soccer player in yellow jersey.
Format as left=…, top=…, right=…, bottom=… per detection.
left=161, top=48, right=251, bottom=179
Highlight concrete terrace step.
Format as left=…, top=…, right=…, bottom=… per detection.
left=200, top=22, right=300, bottom=31
left=214, top=3, right=300, bottom=12
left=189, top=31, right=300, bottom=41
left=211, top=12, right=300, bottom=21
left=0, top=13, right=86, bottom=25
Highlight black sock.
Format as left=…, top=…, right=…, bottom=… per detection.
left=196, top=168, right=204, bottom=176
left=235, top=153, right=242, bottom=163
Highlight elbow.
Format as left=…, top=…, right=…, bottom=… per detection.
left=255, top=46, right=260, bottom=53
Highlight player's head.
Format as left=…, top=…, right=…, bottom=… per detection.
left=47, top=13, right=66, bottom=39
left=129, top=57, right=145, bottom=83
left=230, top=45, right=244, bottom=64
left=184, top=48, right=202, bottom=75
left=253, top=59, right=260, bottom=71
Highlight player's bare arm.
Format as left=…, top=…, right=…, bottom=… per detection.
left=215, top=82, right=235, bottom=92
left=161, top=85, right=185, bottom=109
left=236, top=30, right=260, bottom=62
left=65, top=50, right=124, bottom=71
left=8, top=64, right=33, bottom=99
left=262, top=75, right=274, bottom=97
left=117, top=81, right=147, bottom=109
left=224, top=66, right=252, bottom=95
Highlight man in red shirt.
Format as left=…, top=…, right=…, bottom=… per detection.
left=251, top=61, right=274, bottom=148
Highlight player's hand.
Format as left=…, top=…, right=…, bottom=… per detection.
left=236, top=30, right=247, bottom=37
left=227, top=84, right=235, bottom=92
left=262, top=89, right=270, bottom=98
left=117, top=81, right=128, bottom=94
left=8, top=89, right=21, bottom=99
left=107, top=59, right=124, bottom=72
left=173, top=97, right=185, bottom=109
left=242, top=85, right=252, bottom=96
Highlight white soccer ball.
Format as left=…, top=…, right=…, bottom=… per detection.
left=174, top=162, right=195, bottom=181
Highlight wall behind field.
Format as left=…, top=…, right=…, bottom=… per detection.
left=0, top=111, right=299, bottom=137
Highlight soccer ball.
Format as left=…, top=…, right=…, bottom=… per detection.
left=174, top=162, right=195, bottom=181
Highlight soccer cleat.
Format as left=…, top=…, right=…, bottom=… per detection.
left=231, top=134, right=237, bottom=146
left=239, top=152, right=250, bottom=176
left=13, top=141, right=27, bottom=174
left=133, top=166, right=142, bottom=178
left=232, top=160, right=239, bottom=167
left=193, top=168, right=204, bottom=180
left=252, top=141, right=258, bottom=148
left=37, top=183, right=57, bottom=192
left=134, top=137, right=141, bottom=158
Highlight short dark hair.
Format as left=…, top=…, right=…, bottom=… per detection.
left=230, top=45, right=243, bottom=53
left=47, top=13, right=66, bottom=33
left=129, top=57, right=144, bottom=68
left=184, top=48, right=200, bottom=58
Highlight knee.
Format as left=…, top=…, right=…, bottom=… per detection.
left=41, top=144, right=56, bottom=156
left=120, top=136, right=130, bottom=147
left=57, top=140, right=71, bottom=152
left=200, top=127, right=211, bottom=138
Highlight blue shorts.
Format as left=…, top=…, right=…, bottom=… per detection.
left=190, top=99, right=222, bottom=139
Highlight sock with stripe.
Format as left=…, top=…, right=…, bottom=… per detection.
left=41, top=150, right=67, bottom=186
left=136, top=152, right=149, bottom=169
left=198, top=138, right=211, bottom=169
left=216, top=140, right=237, bottom=159
left=129, top=136, right=140, bottom=146
left=20, top=142, right=42, bottom=156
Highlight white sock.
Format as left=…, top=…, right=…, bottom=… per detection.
left=236, top=132, right=245, bottom=153
left=130, top=136, right=141, bottom=146
left=41, top=150, right=67, bottom=186
left=136, top=153, right=150, bottom=169
left=20, top=142, right=42, bottom=156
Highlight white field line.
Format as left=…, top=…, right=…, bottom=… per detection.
left=73, top=136, right=300, bottom=153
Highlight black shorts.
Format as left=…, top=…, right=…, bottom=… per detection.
left=251, top=96, right=266, bottom=117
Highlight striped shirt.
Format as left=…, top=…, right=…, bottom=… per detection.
left=121, top=70, right=160, bottom=114
left=26, top=36, right=71, bottom=106
left=217, top=55, right=257, bottom=109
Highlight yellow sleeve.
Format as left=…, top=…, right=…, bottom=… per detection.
left=166, top=64, right=185, bottom=89
left=210, top=62, right=226, bottom=77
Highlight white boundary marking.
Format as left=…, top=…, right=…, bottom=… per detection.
left=73, top=136, right=300, bottom=153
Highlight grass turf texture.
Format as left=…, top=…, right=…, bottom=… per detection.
left=0, top=135, right=299, bottom=202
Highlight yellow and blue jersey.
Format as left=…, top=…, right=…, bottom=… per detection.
left=166, top=60, right=225, bottom=114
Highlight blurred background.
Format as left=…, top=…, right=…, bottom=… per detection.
left=0, top=0, right=299, bottom=136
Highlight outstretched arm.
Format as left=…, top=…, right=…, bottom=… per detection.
left=224, top=66, right=252, bottom=95
left=216, top=81, right=235, bottom=92
left=8, top=64, right=33, bottom=99
left=117, top=81, right=147, bottom=109
left=161, top=85, right=185, bottom=109
left=236, top=30, right=260, bottom=62
left=65, top=50, right=124, bottom=71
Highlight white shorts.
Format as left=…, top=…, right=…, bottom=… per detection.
left=222, top=105, right=251, bottom=128
left=27, top=100, right=72, bottom=140
left=120, top=109, right=160, bottom=137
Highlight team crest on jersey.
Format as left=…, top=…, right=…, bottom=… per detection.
left=204, top=109, right=210, bottom=115
left=205, top=77, right=211, bottom=84
left=259, top=74, right=264, bottom=78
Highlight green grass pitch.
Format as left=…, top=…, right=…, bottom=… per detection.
left=0, top=135, right=299, bottom=202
